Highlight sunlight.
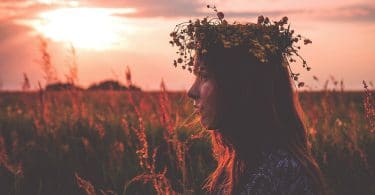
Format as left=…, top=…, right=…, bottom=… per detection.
left=31, top=7, right=137, bottom=50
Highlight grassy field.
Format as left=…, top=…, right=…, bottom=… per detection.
left=0, top=89, right=374, bottom=195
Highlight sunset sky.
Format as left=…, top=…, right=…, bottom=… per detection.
left=0, top=0, right=374, bottom=91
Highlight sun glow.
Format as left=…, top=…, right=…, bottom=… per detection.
left=30, top=7, right=137, bottom=50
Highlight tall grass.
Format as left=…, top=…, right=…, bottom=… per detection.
left=0, top=83, right=374, bottom=195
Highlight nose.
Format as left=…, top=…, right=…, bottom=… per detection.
left=187, top=83, right=199, bottom=100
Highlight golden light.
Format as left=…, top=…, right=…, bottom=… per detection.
left=30, top=7, right=137, bottom=50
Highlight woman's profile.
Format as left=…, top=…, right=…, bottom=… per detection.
left=170, top=5, right=327, bottom=195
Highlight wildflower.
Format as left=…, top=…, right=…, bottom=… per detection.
left=257, top=15, right=265, bottom=24
left=264, top=17, right=270, bottom=24
left=304, top=39, right=312, bottom=45
left=281, top=16, right=288, bottom=24
left=217, top=12, right=224, bottom=20
left=169, top=5, right=313, bottom=87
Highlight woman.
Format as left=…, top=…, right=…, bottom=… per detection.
left=170, top=8, right=327, bottom=195
left=187, top=46, right=326, bottom=195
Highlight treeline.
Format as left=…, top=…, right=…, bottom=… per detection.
left=45, top=80, right=141, bottom=91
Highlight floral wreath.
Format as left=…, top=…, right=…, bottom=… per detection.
left=169, top=5, right=312, bottom=88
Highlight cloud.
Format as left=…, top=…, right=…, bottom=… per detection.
left=80, top=0, right=204, bottom=18
left=0, top=1, right=59, bottom=21
left=1, top=0, right=374, bottom=22
left=0, top=0, right=205, bottom=21
left=323, top=5, right=375, bottom=22
left=214, top=4, right=375, bottom=22
left=91, top=0, right=375, bottom=23
left=0, top=20, right=41, bottom=90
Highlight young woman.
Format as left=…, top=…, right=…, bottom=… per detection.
left=170, top=8, right=327, bottom=195
left=187, top=45, right=326, bottom=195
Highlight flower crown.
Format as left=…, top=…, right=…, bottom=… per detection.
left=169, top=5, right=312, bottom=87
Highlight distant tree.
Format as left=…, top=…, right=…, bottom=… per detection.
left=87, top=80, right=127, bottom=91
left=128, top=85, right=141, bottom=91
left=45, top=82, right=83, bottom=91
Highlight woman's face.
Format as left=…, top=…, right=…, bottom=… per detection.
left=187, top=60, right=219, bottom=130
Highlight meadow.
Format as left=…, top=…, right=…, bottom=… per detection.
left=0, top=86, right=374, bottom=195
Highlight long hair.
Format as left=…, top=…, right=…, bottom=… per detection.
left=198, top=44, right=327, bottom=194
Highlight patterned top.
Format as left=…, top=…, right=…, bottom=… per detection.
left=238, top=148, right=317, bottom=195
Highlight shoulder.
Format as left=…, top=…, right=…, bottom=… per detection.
left=240, top=149, right=316, bottom=195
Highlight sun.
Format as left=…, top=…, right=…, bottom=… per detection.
left=30, top=7, right=137, bottom=50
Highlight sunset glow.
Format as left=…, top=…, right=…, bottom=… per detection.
left=0, top=0, right=374, bottom=91
left=30, top=7, right=137, bottom=50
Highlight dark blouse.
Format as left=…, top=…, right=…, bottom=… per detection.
left=238, top=148, right=317, bottom=195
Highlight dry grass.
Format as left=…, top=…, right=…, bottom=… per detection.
left=0, top=83, right=374, bottom=194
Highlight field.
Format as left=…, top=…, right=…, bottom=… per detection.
left=0, top=88, right=374, bottom=195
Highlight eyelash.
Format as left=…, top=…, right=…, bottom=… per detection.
left=199, top=74, right=208, bottom=81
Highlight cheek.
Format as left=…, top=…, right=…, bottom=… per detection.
left=200, top=81, right=214, bottom=98
left=199, top=80, right=220, bottom=129
left=200, top=80, right=217, bottom=110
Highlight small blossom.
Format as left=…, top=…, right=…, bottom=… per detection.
left=282, top=16, right=288, bottom=24
left=304, top=39, right=312, bottom=45
left=258, top=15, right=265, bottom=24
left=217, top=12, right=224, bottom=20
left=264, top=17, right=270, bottom=24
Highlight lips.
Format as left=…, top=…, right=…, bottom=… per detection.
left=193, top=105, right=202, bottom=114
left=193, top=101, right=203, bottom=114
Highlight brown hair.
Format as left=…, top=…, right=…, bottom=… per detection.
left=197, top=44, right=327, bottom=194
